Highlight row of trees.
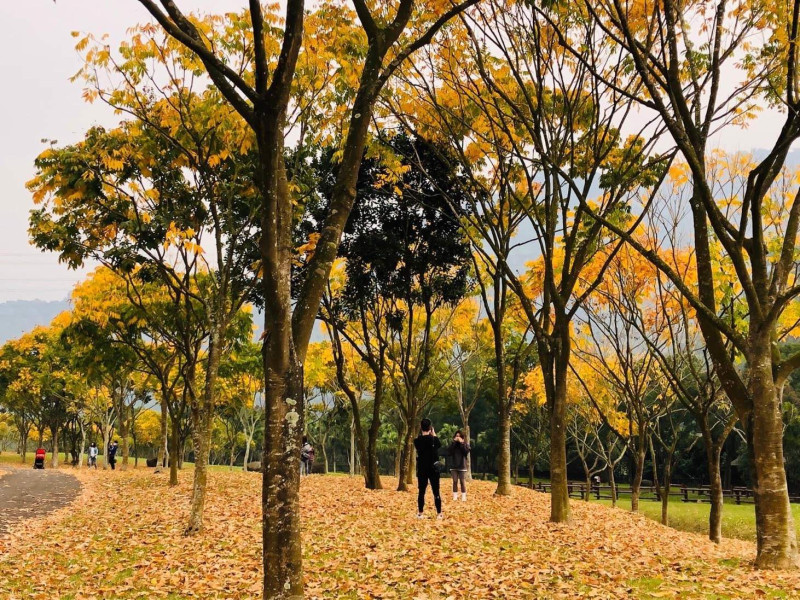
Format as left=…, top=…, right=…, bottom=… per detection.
left=14, top=0, right=800, bottom=595
left=0, top=268, right=265, bottom=474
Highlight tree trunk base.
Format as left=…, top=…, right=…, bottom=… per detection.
left=754, top=551, right=800, bottom=570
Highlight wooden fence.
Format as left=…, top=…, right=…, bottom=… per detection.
left=530, top=482, right=800, bottom=505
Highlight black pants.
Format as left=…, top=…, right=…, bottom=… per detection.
left=417, top=471, right=441, bottom=513
left=109, top=457, right=116, bottom=470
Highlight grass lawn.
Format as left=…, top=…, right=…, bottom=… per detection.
left=596, top=496, right=800, bottom=542
left=2, top=470, right=800, bottom=599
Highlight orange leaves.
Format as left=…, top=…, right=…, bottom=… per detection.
left=1, top=470, right=797, bottom=599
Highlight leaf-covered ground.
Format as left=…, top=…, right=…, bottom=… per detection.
left=1, top=468, right=799, bottom=599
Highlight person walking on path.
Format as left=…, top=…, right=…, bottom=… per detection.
left=448, top=430, right=470, bottom=502
left=300, top=436, right=315, bottom=476
left=414, top=418, right=442, bottom=519
left=108, top=440, right=119, bottom=470
left=88, top=442, right=99, bottom=469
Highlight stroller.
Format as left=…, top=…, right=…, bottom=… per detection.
left=33, top=448, right=46, bottom=469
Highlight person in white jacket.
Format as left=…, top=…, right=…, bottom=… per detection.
left=88, top=442, right=99, bottom=469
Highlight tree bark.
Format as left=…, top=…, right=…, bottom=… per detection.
left=243, top=427, right=254, bottom=472
left=119, top=404, right=130, bottom=471
left=78, top=421, right=86, bottom=469
left=496, top=407, right=513, bottom=495
left=528, top=452, right=535, bottom=489
left=708, top=446, right=724, bottom=544
left=548, top=342, right=571, bottom=522
left=155, top=394, right=168, bottom=473
left=169, top=410, right=179, bottom=486
left=364, top=382, right=383, bottom=489
left=185, top=329, right=223, bottom=534
left=746, top=341, right=799, bottom=569
left=50, top=426, right=59, bottom=469
left=608, top=465, right=617, bottom=507
left=464, top=423, right=472, bottom=481
left=261, top=359, right=304, bottom=599
left=102, top=424, right=111, bottom=471
left=350, top=416, right=356, bottom=476
left=631, top=442, right=646, bottom=512
left=397, top=423, right=414, bottom=492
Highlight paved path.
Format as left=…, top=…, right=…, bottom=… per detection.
left=0, top=466, right=81, bottom=536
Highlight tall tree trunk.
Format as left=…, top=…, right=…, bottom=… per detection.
left=464, top=423, right=472, bottom=481
left=119, top=405, right=130, bottom=471
left=608, top=465, right=617, bottom=507
left=78, top=421, right=86, bottom=469
left=50, top=427, right=59, bottom=469
left=662, top=460, right=671, bottom=527
left=364, top=381, right=383, bottom=489
left=169, top=412, right=179, bottom=486
left=186, top=330, right=223, bottom=534
left=700, top=425, right=725, bottom=543
left=496, top=407, right=512, bottom=495
left=631, top=441, right=646, bottom=512
left=186, top=403, right=214, bottom=533
left=746, top=345, right=799, bottom=568
left=350, top=416, right=356, bottom=476
left=397, top=424, right=414, bottom=492
left=708, top=445, right=725, bottom=544
left=261, top=357, right=304, bottom=599
left=406, top=439, right=415, bottom=486
left=102, top=425, right=111, bottom=471
left=243, top=428, right=254, bottom=472
left=394, top=421, right=405, bottom=478
left=548, top=344, right=571, bottom=522
left=584, top=467, right=591, bottom=502
left=158, top=395, right=168, bottom=469
left=19, top=426, right=28, bottom=463
left=528, top=451, right=535, bottom=489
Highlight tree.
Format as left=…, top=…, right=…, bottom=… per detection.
left=620, top=219, right=737, bottom=541
left=310, top=133, right=473, bottom=490
left=442, top=301, right=491, bottom=479
left=111, top=2, right=480, bottom=593
left=218, top=341, right=264, bottom=472
left=558, top=0, right=800, bottom=567
left=575, top=250, right=666, bottom=511
left=393, top=0, right=669, bottom=516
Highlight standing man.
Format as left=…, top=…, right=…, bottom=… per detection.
left=88, top=442, right=99, bottom=469
left=414, top=418, right=443, bottom=519
left=108, top=440, right=119, bottom=470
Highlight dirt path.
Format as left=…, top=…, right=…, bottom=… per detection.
left=0, top=466, right=81, bottom=536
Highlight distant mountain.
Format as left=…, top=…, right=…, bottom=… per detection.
left=0, top=299, right=70, bottom=344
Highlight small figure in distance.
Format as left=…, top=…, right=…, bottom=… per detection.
left=414, top=418, right=443, bottom=519
left=108, top=440, right=119, bottom=470
left=88, top=441, right=99, bottom=469
left=300, top=436, right=315, bottom=476
left=448, top=430, right=470, bottom=502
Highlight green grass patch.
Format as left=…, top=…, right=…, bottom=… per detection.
left=596, top=497, right=800, bottom=542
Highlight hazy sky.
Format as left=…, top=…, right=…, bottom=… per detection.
left=0, top=0, right=241, bottom=303
left=0, top=1, right=796, bottom=303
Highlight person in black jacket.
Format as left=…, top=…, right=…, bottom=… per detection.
left=448, top=431, right=471, bottom=502
left=414, top=418, right=442, bottom=519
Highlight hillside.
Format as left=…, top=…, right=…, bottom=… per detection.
left=0, top=299, right=70, bottom=344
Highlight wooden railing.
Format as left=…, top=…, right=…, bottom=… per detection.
left=529, top=482, right=800, bottom=504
